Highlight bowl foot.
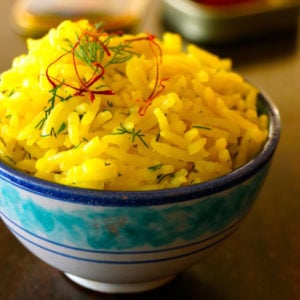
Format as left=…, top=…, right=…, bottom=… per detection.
left=64, top=272, right=176, bottom=293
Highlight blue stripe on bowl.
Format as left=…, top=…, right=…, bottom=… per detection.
left=6, top=223, right=238, bottom=264
left=1, top=210, right=241, bottom=255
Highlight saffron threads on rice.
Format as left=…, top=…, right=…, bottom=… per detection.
left=0, top=20, right=268, bottom=190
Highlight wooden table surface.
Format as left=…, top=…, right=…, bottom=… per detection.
left=1, top=1, right=300, bottom=299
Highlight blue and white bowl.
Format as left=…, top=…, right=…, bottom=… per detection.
left=0, top=91, right=280, bottom=293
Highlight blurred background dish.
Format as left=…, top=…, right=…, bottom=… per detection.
left=11, top=0, right=151, bottom=37
left=162, top=0, right=300, bottom=43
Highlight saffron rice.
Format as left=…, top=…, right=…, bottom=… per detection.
left=0, top=20, right=268, bottom=190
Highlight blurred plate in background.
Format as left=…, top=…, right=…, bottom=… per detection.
left=162, top=0, right=300, bottom=43
left=11, top=0, right=150, bottom=37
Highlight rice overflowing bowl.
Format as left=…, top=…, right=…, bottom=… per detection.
left=0, top=20, right=268, bottom=190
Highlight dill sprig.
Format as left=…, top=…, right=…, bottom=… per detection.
left=105, top=42, right=138, bottom=67
left=39, top=26, right=138, bottom=134
left=192, top=125, right=211, bottom=130
left=148, top=163, right=163, bottom=172
left=112, top=123, right=149, bottom=148
left=73, top=30, right=138, bottom=71
left=157, top=173, right=175, bottom=183
left=36, top=83, right=72, bottom=130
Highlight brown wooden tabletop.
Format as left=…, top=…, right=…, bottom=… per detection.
left=1, top=1, right=300, bottom=299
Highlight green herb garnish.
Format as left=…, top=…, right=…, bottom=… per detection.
left=36, top=83, right=72, bottom=130
left=192, top=125, right=211, bottom=130
left=112, top=123, right=148, bottom=147
left=148, top=163, right=163, bottom=172
left=157, top=173, right=175, bottom=183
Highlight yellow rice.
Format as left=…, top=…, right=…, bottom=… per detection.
left=0, top=20, right=268, bottom=190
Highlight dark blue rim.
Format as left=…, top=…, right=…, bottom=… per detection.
left=0, top=92, right=281, bottom=207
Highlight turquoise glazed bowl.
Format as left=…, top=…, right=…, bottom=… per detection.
left=0, top=92, right=280, bottom=293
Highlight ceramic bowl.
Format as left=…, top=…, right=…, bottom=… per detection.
left=0, top=91, right=280, bottom=293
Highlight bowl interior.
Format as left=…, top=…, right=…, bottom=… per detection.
left=0, top=91, right=281, bottom=206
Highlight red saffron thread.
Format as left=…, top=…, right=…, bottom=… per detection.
left=46, top=26, right=168, bottom=115
left=125, top=33, right=168, bottom=116
left=46, top=29, right=115, bottom=102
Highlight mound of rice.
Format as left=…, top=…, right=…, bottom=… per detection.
left=0, top=20, right=268, bottom=190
